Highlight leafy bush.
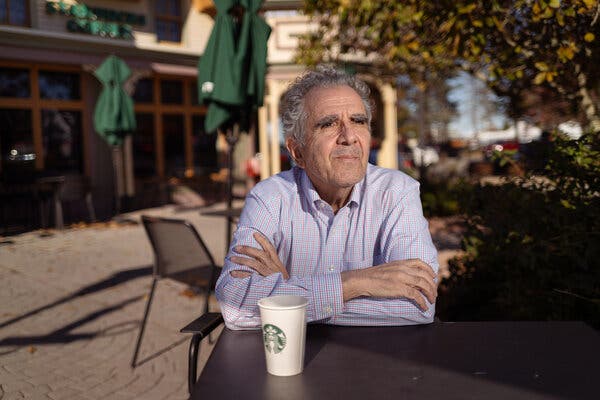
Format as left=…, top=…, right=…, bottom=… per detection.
left=437, top=132, right=600, bottom=328
left=420, top=180, right=470, bottom=217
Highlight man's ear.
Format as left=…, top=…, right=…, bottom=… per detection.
left=286, top=137, right=305, bottom=168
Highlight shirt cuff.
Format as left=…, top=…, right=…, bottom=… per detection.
left=310, top=272, right=344, bottom=322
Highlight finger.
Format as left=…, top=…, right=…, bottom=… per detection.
left=234, top=245, right=272, bottom=266
left=394, top=267, right=436, bottom=302
left=398, top=265, right=436, bottom=292
left=253, top=233, right=289, bottom=280
left=230, top=255, right=272, bottom=276
left=230, top=270, right=252, bottom=279
left=402, top=273, right=436, bottom=304
left=404, top=265, right=438, bottom=289
left=406, top=259, right=437, bottom=278
left=253, top=232, right=279, bottom=261
left=404, top=286, right=428, bottom=311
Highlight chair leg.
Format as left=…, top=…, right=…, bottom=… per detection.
left=206, top=267, right=218, bottom=343
left=205, top=266, right=217, bottom=315
left=85, top=193, right=96, bottom=222
left=131, top=277, right=157, bottom=368
left=188, top=334, right=202, bottom=395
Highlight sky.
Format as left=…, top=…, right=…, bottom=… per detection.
left=447, top=71, right=509, bottom=138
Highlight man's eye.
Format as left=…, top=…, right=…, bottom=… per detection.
left=318, top=119, right=337, bottom=129
left=352, top=117, right=367, bottom=125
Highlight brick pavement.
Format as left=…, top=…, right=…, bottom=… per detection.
left=0, top=204, right=234, bottom=400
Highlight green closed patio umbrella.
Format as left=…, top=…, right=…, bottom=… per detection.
left=198, top=0, right=271, bottom=248
left=93, top=55, right=136, bottom=145
left=198, top=0, right=271, bottom=133
left=93, top=55, right=136, bottom=213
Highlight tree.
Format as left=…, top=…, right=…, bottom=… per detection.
left=396, top=73, right=458, bottom=144
left=298, top=0, right=600, bottom=131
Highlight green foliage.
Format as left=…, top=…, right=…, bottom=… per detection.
left=490, top=149, right=518, bottom=167
left=437, top=132, right=600, bottom=327
left=298, top=0, right=600, bottom=128
left=420, top=180, right=470, bottom=217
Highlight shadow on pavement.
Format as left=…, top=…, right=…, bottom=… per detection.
left=132, top=335, right=190, bottom=368
left=0, top=265, right=153, bottom=329
left=0, top=295, right=143, bottom=353
left=1, top=264, right=207, bottom=367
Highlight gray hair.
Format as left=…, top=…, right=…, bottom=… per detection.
left=280, top=66, right=372, bottom=144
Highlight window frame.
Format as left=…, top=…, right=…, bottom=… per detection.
left=133, top=75, right=206, bottom=179
left=155, top=0, right=183, bottom=43
left=0, top=61, right=88, bottom=174
left=0, top=0, right=31, bottom=27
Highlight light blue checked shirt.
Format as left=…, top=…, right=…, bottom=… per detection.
left=215, top=164, right=438, bottom=330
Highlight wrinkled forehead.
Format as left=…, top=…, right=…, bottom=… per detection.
left=303, top=85, right=366, bottom=118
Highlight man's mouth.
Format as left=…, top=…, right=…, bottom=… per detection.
left=332, top=150, right=361, bottom=160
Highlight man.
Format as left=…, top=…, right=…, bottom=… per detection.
left=216, top=66, right=438, bottom=330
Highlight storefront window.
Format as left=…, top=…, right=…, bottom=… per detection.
left=191, top=80, right=200, bottom=105
left=160, top=80, right=183, bottom=104
left=156, top=0, right=182, bottom=42
left=133, top=113, right=155, bottom=177
left=163, top=114, right=185, bottom=177
left=0, top=67, right=30, bottom=98
left=0, top=0, right=30, bottom=26
left=42, top=110, right=82, bottom=173
left=0, top=108, right=34, bottom=177
left=192, top=115, right=217, bottom=169
left=39, top=70, right=80, bottom=100
left=133, top=78, right=153, bottom=103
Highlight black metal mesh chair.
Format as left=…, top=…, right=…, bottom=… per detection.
left=181, top=312, right=224, bottom=394
left=131, top=215, right=221, bottom=367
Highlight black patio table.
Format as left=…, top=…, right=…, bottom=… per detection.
left=190, top=321, right=598, bottom=400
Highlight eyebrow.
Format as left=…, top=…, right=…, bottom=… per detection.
left=350, top=114, right=368, bottom=122
left=314, top=113, right=368, bottom=128
left=314, top=114, right=338, bottom=129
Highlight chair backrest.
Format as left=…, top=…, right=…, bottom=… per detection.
left=141, top=215, right=218, bottom=278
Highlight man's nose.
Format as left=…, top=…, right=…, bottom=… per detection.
left=337, top=120, right=358, bottom=144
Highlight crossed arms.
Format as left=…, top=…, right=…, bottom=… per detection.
left=215, top=187, right=439, bottom=330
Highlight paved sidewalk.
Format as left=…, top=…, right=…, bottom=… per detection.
left=0, top=203, right=236, bottom=400
left=0, top=201, right=460, bottom=400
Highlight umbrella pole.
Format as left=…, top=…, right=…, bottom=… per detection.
left=112, top=145, right=124, bottom=214
left=225, top=123, right=240, bottom=250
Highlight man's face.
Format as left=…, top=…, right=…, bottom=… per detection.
left=288, top=85, right=371, bottom=200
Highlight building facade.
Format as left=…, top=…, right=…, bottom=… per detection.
left=1, top=0, right=217, bottom=220
left=1, top=0, right=399, bottom=229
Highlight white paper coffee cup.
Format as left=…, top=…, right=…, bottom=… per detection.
left=257, top=295, right=308, bottom=376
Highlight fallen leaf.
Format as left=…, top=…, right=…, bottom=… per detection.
left=28, top=346, right=37, bottom=354
left=180, top=288, right=198, bottom=298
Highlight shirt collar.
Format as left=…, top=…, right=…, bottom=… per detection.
left=297, top=166, right=365, bottom=211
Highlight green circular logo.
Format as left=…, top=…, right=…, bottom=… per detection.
left=262, top=324, right=286, bottom=354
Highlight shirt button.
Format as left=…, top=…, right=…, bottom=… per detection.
left=328, top=265, right=335, bottom=272
left=323, top=305, right=332, bottom=314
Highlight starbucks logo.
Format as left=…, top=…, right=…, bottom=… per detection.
left=262, top=324, right=286, bottom=354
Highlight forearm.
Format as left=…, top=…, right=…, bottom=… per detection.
left=340, top=269, right=435, bottom=325
left=335, top=298, right=435, bottom=326
left=216, top=268, right=344, bottom=330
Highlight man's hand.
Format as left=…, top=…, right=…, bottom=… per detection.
left=230, top=232, right=290, bottom=280
left=341, top=259, right=437, bottom=311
